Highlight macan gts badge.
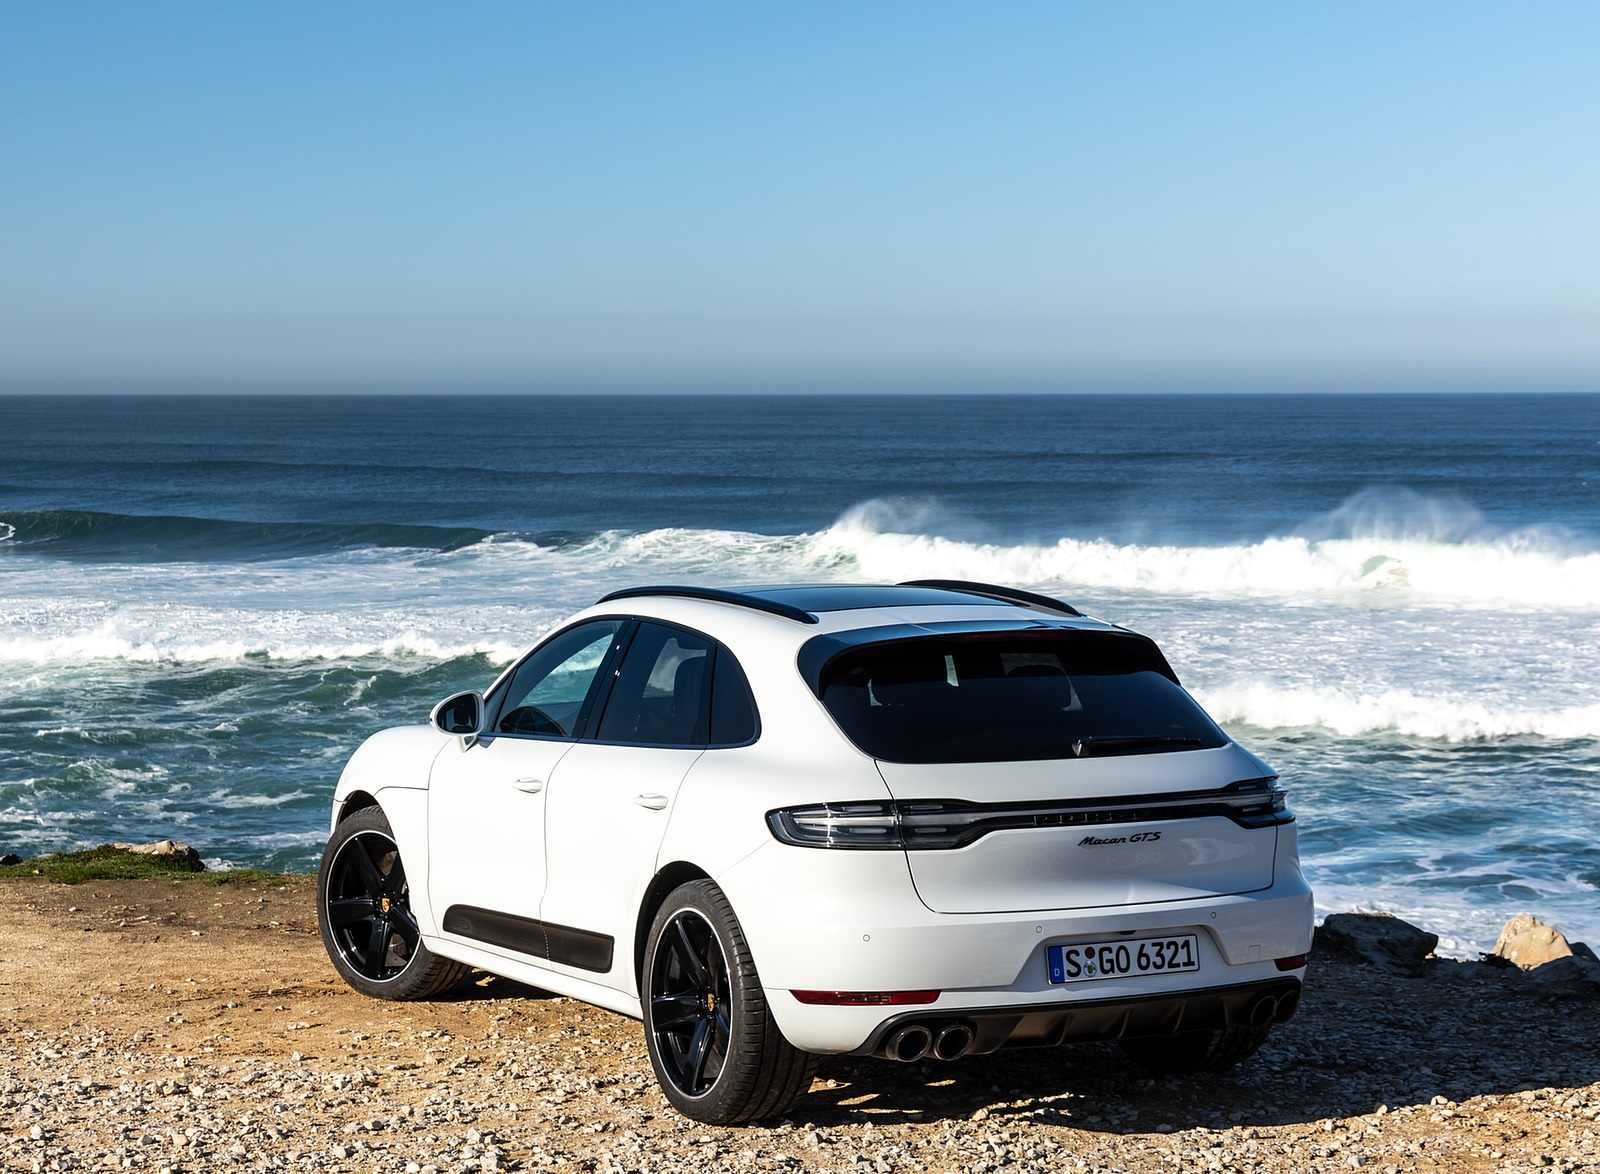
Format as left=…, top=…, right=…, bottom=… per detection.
left=317, top=581, right=1313, bottom=1124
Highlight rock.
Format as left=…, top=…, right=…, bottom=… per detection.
left=1524, top=955, right=1600, bottom=996
left=1314, top=913, right=1438, bottom=973
left=111, top=840, right=206, bottom=870
left=1488, top=914, right=1574, bottom=969
left=0, top=853, right=20, bottom=867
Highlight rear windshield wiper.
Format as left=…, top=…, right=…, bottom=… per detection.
left=1072, top=736, right=1206, bottom=758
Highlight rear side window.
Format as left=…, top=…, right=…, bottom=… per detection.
left=595, top=622, right=712, bottom=747
left=818, top=634, right=1226, bottom=764
left=709, top=646, right=759, bottom=746
left=589, top=623, right=761, bottom=748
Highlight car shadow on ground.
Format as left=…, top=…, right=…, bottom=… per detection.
left=788, top=956, right=1600, bottom=1131
left=439, top=972, right=566, bottom=1002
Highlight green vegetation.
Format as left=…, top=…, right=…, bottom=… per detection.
left=0, top=845, right=303, bottom=886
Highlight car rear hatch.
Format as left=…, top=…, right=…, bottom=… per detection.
left=806, top=623, right=1289, bottom=915
left=875, top=752, right=1283, bottom=913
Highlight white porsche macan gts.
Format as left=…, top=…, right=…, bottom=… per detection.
left=316, top=581, right=1313, bottom=1123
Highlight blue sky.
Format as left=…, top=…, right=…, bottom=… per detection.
left=3, top=2, right=1597, bottom=392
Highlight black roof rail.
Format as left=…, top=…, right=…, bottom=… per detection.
left=897, top=579, right=1083, bottom=617
left=596, top=585, right=820, bottom=625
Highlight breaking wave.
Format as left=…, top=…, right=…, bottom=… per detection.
left=808, top=496, right=1600, bottom=609
left=3, top=491, right=1598, bottom=675
left=442, top=491, right=1600, bottom=610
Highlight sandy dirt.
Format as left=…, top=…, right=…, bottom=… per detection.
left=2, top=876, right=1598, bottom=1173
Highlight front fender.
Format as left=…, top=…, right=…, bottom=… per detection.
left=330, top=724, right=451, bottom=935
left=332, top=726, right=447, bottom=808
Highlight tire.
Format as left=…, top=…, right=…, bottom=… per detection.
left=317, top=807, right=470, bottom=1000
left=641, top=880, right=817, bottom=1124
left=1118, top=1022, right=1273, bottom=1074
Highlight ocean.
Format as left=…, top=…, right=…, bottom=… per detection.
left=3, top=391, right=1597, bottom=956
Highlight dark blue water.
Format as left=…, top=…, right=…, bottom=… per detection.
left=5, top=393, right=1596, bottom=545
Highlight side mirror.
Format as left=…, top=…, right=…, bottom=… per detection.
left=430, top=691, right=484, bottom=739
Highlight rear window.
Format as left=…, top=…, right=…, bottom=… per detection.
left=817, top=633, right=1227, bottom=764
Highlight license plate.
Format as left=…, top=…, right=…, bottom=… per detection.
left=1047, top=934, right=1200, bottom=984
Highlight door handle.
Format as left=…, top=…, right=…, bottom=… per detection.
left=514, top=778, right=545, bottom=794
left=634, top=793, right=669, bottom=811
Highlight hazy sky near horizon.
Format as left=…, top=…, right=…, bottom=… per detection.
left=4, top=2, right=1598, bottom=392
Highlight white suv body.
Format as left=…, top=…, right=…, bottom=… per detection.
left=318, top=582, right=1313, bottom=1123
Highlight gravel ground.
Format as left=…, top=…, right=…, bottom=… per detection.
left=1, top=876, right=1597, bottom=1174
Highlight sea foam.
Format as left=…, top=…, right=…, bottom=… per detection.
left=4, top=494, right=1599, bottom=673
left=811, top=498, right=1600, bottom=608
left=1195, top=684, right=1600, bottom=742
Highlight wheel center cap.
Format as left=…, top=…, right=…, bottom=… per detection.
left=380, top=897, right=392, bottom=914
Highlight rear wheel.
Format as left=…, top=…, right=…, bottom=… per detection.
left=642, top=880, right=816, bottom=1124
left=317, top=807, right=470, bottom=1000
left=1119, top=1022, right=1272, bottom=1074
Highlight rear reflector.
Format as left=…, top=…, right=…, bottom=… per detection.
left=1274, top=954, right=1308, bottom=971
left=790, top=989, right=940, bottom=1006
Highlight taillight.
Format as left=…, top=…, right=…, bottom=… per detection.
left=767, top=803, right=900, bottom=848
left=766, top=802, right=975, bottom=850
left=790, top=989, right=940, bottom=1006
left=1233, top=785, right=1292, bottom=828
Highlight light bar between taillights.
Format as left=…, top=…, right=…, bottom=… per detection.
left=767, top=779, right=1291, bottom=850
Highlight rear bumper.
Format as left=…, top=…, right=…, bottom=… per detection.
left=718, top=840, right=1314, bottom=1054
left=855, top=976, right=1303, bottom=1058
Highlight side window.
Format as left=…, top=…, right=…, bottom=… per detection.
left=709, top=646, right=760, bottom=746
left=595, top=623, right=712, bottom=747
left=493, top=619, right=625, bottom=738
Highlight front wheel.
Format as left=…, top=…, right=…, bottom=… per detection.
left=1119, top=1022, right=1273, bottom=1074
left=641, top=880, right=816, bottom=1124
left=317, top=806, right=470, bottom=1000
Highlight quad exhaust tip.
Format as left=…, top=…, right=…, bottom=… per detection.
left=1247, top=993, right=1279, bottom=1028
left=1245, top=986, right=1303, bottom=1027
left=932, top=1023, right=974, bottom=1061
left=881, top=1021, right=975, bottom=1063
left=883, top=1024, right=933, bottom=1063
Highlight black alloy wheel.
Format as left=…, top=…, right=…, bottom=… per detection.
left=641, top=880, right=816, bottom=1124
left=316, top=807, right=468, bottom=1000
left=650, top=906, right=734, bottom=1096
